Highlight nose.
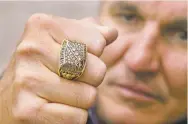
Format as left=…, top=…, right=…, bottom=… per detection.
left=125, top=21, right=160, bottom=72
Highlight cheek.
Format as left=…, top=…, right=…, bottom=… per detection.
left=162, top=47, right=187, bottom=97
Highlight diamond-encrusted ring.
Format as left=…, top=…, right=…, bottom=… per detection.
left=58, top=39, right=87, bottom=80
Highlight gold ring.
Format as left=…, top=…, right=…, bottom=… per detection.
left=58, top=39, right=87, bottom=80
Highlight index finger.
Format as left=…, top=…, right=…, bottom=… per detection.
left=46, top=14, right=118, bottom=56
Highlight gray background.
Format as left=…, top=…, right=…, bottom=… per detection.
left=0, top=1, right=99, bottom=74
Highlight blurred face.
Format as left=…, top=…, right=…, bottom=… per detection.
left=97, top=1, right=187, bottom=124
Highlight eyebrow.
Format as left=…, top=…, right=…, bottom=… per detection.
left=110, top=1, right=139, bottom=13
left=108, top=1, right=187, bottom=30
left=163, top=19, right=187, bottom=30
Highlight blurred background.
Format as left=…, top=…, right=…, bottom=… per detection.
left=0, top=1, right=99, bottom=74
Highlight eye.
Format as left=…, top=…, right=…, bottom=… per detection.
left=168, top=30, right=187, bottom=41
left=119, top=13, right=139, bottom=23
left=122, top=14, right=137, bottom=21
left=110, top=11, right=144, bottom=32
left=164, top=29, right=187, bottom=46
left=177, top=31, right=187, bottom=40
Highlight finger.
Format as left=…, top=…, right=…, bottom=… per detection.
left=12, top=89, right=87, bottom=124
left=22, top=14, right=117, bottom=57
left=36, top=72, right=97, bottom=109
left=15, top=62, right=97, bottom=109
left=37, top=103, right=88, bottom=124
left=47, top=15, right=117, bottom=56
left=80, top=17, right=102, bottom=25
left=16, top=27, right=106, bottom=87
left=80, top=17, right=118, bottom=45
left=78, top=52, right=107, bottom=86
left=19, top=14, right=108, bottom=85
left=12, top=89, right=47, bottom=122
left=22, top=13, right=104, bottom=57
left=40, top=40, right=107, bottom=86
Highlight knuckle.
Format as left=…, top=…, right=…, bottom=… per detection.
left=12, top=106, right=29, bottom=121
left=14, top=69, right=37, bottom=90
left=12, top=102, right=36, bottom=122
left=26, top=13, right=53, bottom=29
left=16, top=42, right=41, bottom=58
left=94, top=61, right=107, bottom=86
left=84, top=86, right=97, bottom=108
left=92, top=37, right=106, bottom=56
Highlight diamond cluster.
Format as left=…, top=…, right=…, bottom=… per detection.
left=59, top=39, right=86, bottom=80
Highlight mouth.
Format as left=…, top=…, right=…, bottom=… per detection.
left=113, top=83, right=164, bottom=103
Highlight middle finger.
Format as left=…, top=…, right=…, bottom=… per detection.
left=41, top=39, right=106, bottom=86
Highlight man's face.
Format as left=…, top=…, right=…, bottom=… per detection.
left=97, top=1, right=187, bottom=124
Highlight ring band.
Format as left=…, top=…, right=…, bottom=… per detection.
left=58, top=39, right=87, bottom=80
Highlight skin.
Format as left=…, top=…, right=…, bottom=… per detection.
left=97, top=1, right=187, bottom=124
left=0, top=14, right=117, bottom=124
left=0, top=1, right=186, bottom=124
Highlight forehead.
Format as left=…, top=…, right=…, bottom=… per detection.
left=103, top=1, right=187, bottom=22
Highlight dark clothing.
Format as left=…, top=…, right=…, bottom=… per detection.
left=87, top=106, right=100, bottom=124
left=173, top=119, right=187, bottom=124
left=87, top=107, right=187, bottom=124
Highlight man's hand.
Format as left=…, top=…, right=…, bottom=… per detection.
left=0, top=13, right=117, bottom=124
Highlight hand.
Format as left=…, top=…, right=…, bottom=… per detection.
left=0, top=13, right=117, bottom=124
